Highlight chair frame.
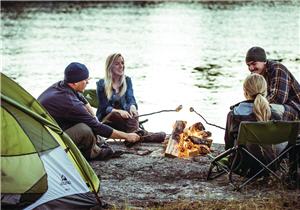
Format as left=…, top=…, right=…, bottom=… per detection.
left=207, top=120, right=300, bottom=191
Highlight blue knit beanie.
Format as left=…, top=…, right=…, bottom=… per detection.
left=64, top=62, right=89, bottom=83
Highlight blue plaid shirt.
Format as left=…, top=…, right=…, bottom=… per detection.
left=265, top=60, right=300, bottom=120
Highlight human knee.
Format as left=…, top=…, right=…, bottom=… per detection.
left=74, top=123, right=96, bottom=153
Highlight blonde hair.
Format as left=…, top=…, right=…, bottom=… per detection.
left=243, top=73, right=271, bottom=121
left=104, top=53, right=127, bottom=99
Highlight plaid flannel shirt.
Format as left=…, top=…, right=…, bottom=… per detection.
left=265, top=60, right=300, bottom=120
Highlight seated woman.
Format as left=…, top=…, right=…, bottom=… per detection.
left=96, top=53, right=165, bottom=143
left=224, top=73, right=286, bottom=175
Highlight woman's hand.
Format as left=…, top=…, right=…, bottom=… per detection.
left=129, top=105, right=138, bottom=117
left=113, top=109, right=132, bottom=119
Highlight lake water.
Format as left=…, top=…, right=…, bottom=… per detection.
left=2, top=1, right=300, bottom=143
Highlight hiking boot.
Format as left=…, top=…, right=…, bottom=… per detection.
left=142, top=132, right=166, bottom=143
left=96, top=135, right=107, bottom=146
left=124, top=139, right=141, bottom=148
left=94, top=145, right=124, bottom=160
left=111, top=150, right=124, bottom=158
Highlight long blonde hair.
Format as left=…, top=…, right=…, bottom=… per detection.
left=104, top=53, right=127, bottom=99
left=243, top=73, right=271, bottom=121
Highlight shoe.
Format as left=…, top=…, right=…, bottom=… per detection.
left=111, top=150, right=124, bottom=158
left=124, top=140, right=141, bottom=148
left=94, top=145, right=124, bottom=160
left=142, top=132, right=166, bottom=143
left=96, top=135, right=107, bottom=146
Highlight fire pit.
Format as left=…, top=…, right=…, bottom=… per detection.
left=165, top=121, right=213, bottom=158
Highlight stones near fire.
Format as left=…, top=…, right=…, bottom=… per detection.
left=165, top=120, right=213, bottom=158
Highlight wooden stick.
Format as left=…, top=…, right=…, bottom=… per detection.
left=137, top=105, right=182, bottom=118
left=189, top=107, right=225, bottom=130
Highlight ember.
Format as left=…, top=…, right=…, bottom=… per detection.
left=165, top=121, right=213, bottom=158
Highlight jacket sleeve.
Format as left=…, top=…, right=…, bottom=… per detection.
left=124, top=77, right=138, bottom=111
left=68, top=98, right=113, bottom=138
left=96, top=79, right=113, bottom=121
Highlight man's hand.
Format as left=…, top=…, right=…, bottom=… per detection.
left=110, top=128, right=140, bottom=143
left=125, top=133, right=140, bottom=143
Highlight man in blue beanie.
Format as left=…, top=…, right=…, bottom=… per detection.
left=245, top=46, right=300, bottom=120
left=38, top=62, right=140, bottom=160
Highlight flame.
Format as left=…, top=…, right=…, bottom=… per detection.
left=176, top=122, right=212, bottom=158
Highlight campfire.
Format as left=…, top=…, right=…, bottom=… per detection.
left=165, top=121, right=213, bottom=158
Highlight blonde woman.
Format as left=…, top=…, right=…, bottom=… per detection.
left=224, top=73, right=281, bottom=150
left=224, top=73, right=287, bottom=176
left=96, top=53, right=166, bottom=143
left=96, top=53, right=139, bottom=132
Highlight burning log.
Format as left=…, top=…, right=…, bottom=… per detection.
left=198, top=144, right=210, bottom=155
left=165, top=121, right=213, bottom=158
left=188, top=136, right=212, bottom=147
left=165, top=120, right=187, bottom=158
left=188, top=122, right=206, bottom=132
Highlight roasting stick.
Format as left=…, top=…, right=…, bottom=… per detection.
left=136, top=105, right=183, bottom=118
left=189, top=107, right=225, bottom=130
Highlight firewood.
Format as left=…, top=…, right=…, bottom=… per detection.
left=199, top=144, right=210, bottom=155
left=188, top=122, right=205, bottom=132
left=188, top=136, right=212, bottom=147
left=188, top=148, right=200, bottom=157
left=165, top=120, right=187, bottom=157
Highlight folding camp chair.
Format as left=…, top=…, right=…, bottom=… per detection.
left=207, top=120, right=300, bottom=191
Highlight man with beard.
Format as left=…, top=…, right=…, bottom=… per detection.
left=245, top=46, right=300, bottom=120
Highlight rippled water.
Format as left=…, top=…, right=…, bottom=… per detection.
left=2, top=1, right=300, bottom=143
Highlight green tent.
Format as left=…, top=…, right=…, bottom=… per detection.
left=1, top=73, right=101, bottom=209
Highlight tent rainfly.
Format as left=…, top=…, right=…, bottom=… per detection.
left=1, top=73, right=103, bottom=210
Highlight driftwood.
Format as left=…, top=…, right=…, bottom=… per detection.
left=165, top=120, right=187, bottom=157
